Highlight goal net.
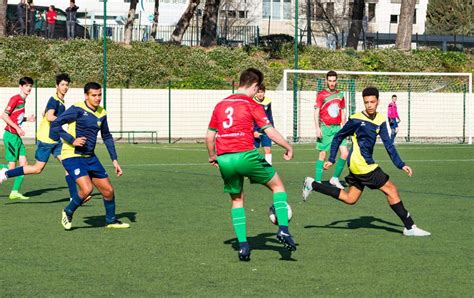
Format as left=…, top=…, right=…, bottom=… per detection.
left=277, top=70, right=472, bottom=144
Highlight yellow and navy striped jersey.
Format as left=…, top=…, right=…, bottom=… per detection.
left=37, top=94, right=65, bottom=144
left=328, top=111, right=405, bottom=175
left=50, top=101, right=117, bottom=161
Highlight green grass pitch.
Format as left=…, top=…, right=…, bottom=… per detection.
left=0, top=143, right=472, bottom=296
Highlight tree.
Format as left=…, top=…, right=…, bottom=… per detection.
left=426, top=0, right=473, bottom=35
left=395, top=0, right=416, bottom=51
left=170, top=0, right=200, bottom=44
left=124, top=0, right=139, bottom=45
left=0, top=0, right=7, bottom=37
left=200, top=0, right=221, bottom=47
left=150, top=0, right=160, bottom=39
left=346, top=0, right=365, bottom=49
left=314, top=0, right=350, bottom=49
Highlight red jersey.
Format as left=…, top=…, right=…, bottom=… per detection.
left=315, top=89, right=346, bottom=126
left=208, top=94, right=272, bottom=155
left=46, top=10, right=57, bottom=24
left=4, top=94, right=26, bottom=134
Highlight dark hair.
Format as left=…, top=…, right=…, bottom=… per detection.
left=392, top=94, right=397, bottom=98
left=258, top=84, right=266, bottom=92
left=19, top=76, right=34, bottom=86
left=56, top=73, right=71, bottom=85
left=84, top=82, right=102, bottom=94
left=49, top=5, right=55, bottom=10
left=239, top=68, right=263, bottom=88
left=362, top=87, right=379, bottom=99
left=326, top=70, right=337, bottom=79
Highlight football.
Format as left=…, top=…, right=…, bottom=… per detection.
left=268, top=203, right=293, bottom=225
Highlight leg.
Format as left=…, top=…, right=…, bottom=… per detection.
left=303, top=176, right=363, bottom=205
left=315, top=150, right=326, bottom=182
left=230, top=192, right=250, bottom=261
left=61, top=175, right=93, bottom=230
left=263, top=146, right=272, bottom=165
left=330, top=145, right=349, bottom=189
left=10, top=156, right=28, bottom=199
left=92, top=177, right=129, bottom=228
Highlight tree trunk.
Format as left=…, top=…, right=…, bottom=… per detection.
left=170, top=0, right=200, bottom=44
left=150, top=0, right=160, bottom=39
left=124, top=0, right=139, bottom=45
left=200, top=0, right=221, bottom=47
left=0, top=0, right=7, bottom=37
left=395, top=0, right=416, bottom=50
left=306, top=0, right=312, bottom=45
left=346, top=0, right=365, bottom=49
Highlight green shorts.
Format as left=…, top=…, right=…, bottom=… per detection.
left=217, top=149, right=276, bottom=194
left=316, top=124, right=347, bottom=151
left=3, top=130, right=26, bottom=162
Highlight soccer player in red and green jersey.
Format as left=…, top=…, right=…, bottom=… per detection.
left=206, top=68, right=296, bottom=261
left=0, top=77, right=36, bottom=200
left=313, top=70, right=349, bottom=191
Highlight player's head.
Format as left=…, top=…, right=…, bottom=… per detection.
left=255, top=84, right=266, bottom=101
left=19, top=76, right=34, bottom=96
left=392, top=94, right=397, bottom=102
left=84, top=82, right=102, bottom=109
left=362, top=87, right=379, bottom=115
left=49, top=5, right=55, bottom=11
left=239, top=68, right=264, bottom=97
left=56, top=73, right=71, bottom=96
left=326, top=70, right=337, bottom=91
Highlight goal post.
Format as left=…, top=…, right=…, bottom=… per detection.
left=280, top=70, right=472, bottom=144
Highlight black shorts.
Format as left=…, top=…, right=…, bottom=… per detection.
left=345, top=167, right=390, bottom=191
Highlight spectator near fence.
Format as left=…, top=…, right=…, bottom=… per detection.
left=65, top=0, right=79, bottom=39
left=34, top=10, right=46, bottom=37
left=46, top=5, right=57, bottom=38
left=16, top=0, right=27, bottom=34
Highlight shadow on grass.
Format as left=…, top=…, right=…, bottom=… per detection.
left=4, top=192, right=102, bottom=205
left=69, top=211, right=137, bottom=230
left=304, top=216, right=403, bottom=234
left=0, top=186, right=68, bottom=200
left=224, top=232, right=297, bottom=261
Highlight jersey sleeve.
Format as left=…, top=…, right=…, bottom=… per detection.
left=340, top=95, right=346, bottom=109
left=4, top=96, right=19, bottom=115
left=44, top=98, right=59, bottom=115
left=315, top=92, right=323, bottom=109
left=251, top=104, right=272, bottom=130
left=208, top=109, right=218, bottom=132
left=100, top=116, right=118, bottom=161
left=328, top=118, right=358, bottom=163
left=379, top=122, right=405, bottom=169
left=50, top=106, right=79, bottom=144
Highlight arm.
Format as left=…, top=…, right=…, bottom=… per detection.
left=100, top=117, right=121, bottom=176
left=205, top=129, right=218, bottom=167
left=314, top=109, right=321, bottom=138
left=379, top=121, right=405, bottom=170
left=340, top=108, right=346, bottom=126
left=327, top=119, right=358, bottom=164
left=45, top=109, right=57, bottom=122
left=263, top=127, right=293, bottom=160
left=1, top=112, right=24, bottom=136
left=50, top=107, right=81, bottom=145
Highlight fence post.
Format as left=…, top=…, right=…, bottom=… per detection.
left=256, top=26, right=260, bottom=46
left=232, top=80, right=235, bottom=94
left=34, top=80, right=38, bottom=145
left=168, top=80, right=171, bottom=144
left=349, top=79, right=356, bottom=115
left=463, top=83, right=467, bottom=143
left=407, top=82, right=411, bottom=143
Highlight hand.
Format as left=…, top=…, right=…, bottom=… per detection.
left=283, top=147, right=293, bottom=160
left=27, top=114, right=35, bottom=122
left=323, top=161, right=333, bottom=170
left=113, top=160, right=123, bottom=176
left=402, top=165, right=413, bottom=177
left=72, top=136, right=86, bottom=147
left=395, top=127, right=399, bottom=133
left=253, top=131, right=261, bottom=138
left=315, top=127, right=322, bottom=138
left=209, top=156, right=219, bottom=168
left=16, top=128, right=25, bottom=136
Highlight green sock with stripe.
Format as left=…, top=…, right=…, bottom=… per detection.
left=273, top=192, right=289, bottom=226
left=332, top=158, right=346, bottom=178
left=315, top=159, right=324, bottom=182
left=231, top=207, right=247, bottom=243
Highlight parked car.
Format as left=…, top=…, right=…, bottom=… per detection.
left=7, top=4, right=89, bottom=38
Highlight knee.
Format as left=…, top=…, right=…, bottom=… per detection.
left=101, top=187, right=114, bottom=199
left=340, top=151, right=349, bottom=160
left=79, top=185, right=94, bottom=198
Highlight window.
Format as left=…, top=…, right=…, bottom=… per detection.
left=263, top=0, right=271, bottom=18
left=238, top=11, right=248, bottom=19
left=315, top=1, right=324, bottom=20
left=390, top=14, right=398, bottom=24
left=283, top=0, right=291, bottom=20
left=326, top=2, right=334, bottom=19
left=228, top=10, right=236, bottom=18
left=368, top=3, right=376, bottom=22
left=262, top=0, right=292, bottom=20
left=272, top=0, right=281, bottom=20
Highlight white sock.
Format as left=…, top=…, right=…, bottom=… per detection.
left=265, top=154, right=272, bottom=165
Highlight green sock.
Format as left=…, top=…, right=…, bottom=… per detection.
left=0, top=164, right=8, bottom=169
left=315, top=159, right=324, bottom=182
left=273, top=192, right=289, bottom=226
left=231, top=208, right=247, bottom=243
left=12, top=175, right=24, bottom=192
left=333, top=158, right=346, bottom=178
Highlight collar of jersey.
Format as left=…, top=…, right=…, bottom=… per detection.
left=75, top=101, right=106, bottom=118
left=52, top=93, right=65, bottom=104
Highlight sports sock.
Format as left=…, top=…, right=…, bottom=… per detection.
left=103, top=197, right=116, bottom=224
left=6, top=166, right=24, bottom=179
left=64, top=193, right=82, bottom=215
left=265, top=154, right=272, bottom=165
left=0, top=164, right=8, bottom=169
left=12, top=175, right=24, bottom=192
left=273, top=192, right=289, bottom=226
left=64, top=174, right=78, bottom=199
left=311, top=181, right=341, bottom=200
left=315, top=159, right=324, bottom=182
left=390, top=201, right=415, bottom=229
left=332, top=158, right=346, bottom=178
left=231, top=207, right=247, bottom=243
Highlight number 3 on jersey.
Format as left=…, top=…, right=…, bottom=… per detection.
left=223, top=107, right=234, bottom=128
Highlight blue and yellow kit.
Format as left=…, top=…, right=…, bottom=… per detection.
left=37, top=94, right=65, bottom=144
left=50, top=101, right=117, bottom=161
left=328, top=111, right=405, bottom=175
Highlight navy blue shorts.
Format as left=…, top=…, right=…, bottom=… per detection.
left=35, top=141, right=62, bottom=163
left=254, top=134, right=272, bottom=148
left=388, top=118, right=398, bottom=129
left=62, top=156, right=109, bottom=180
